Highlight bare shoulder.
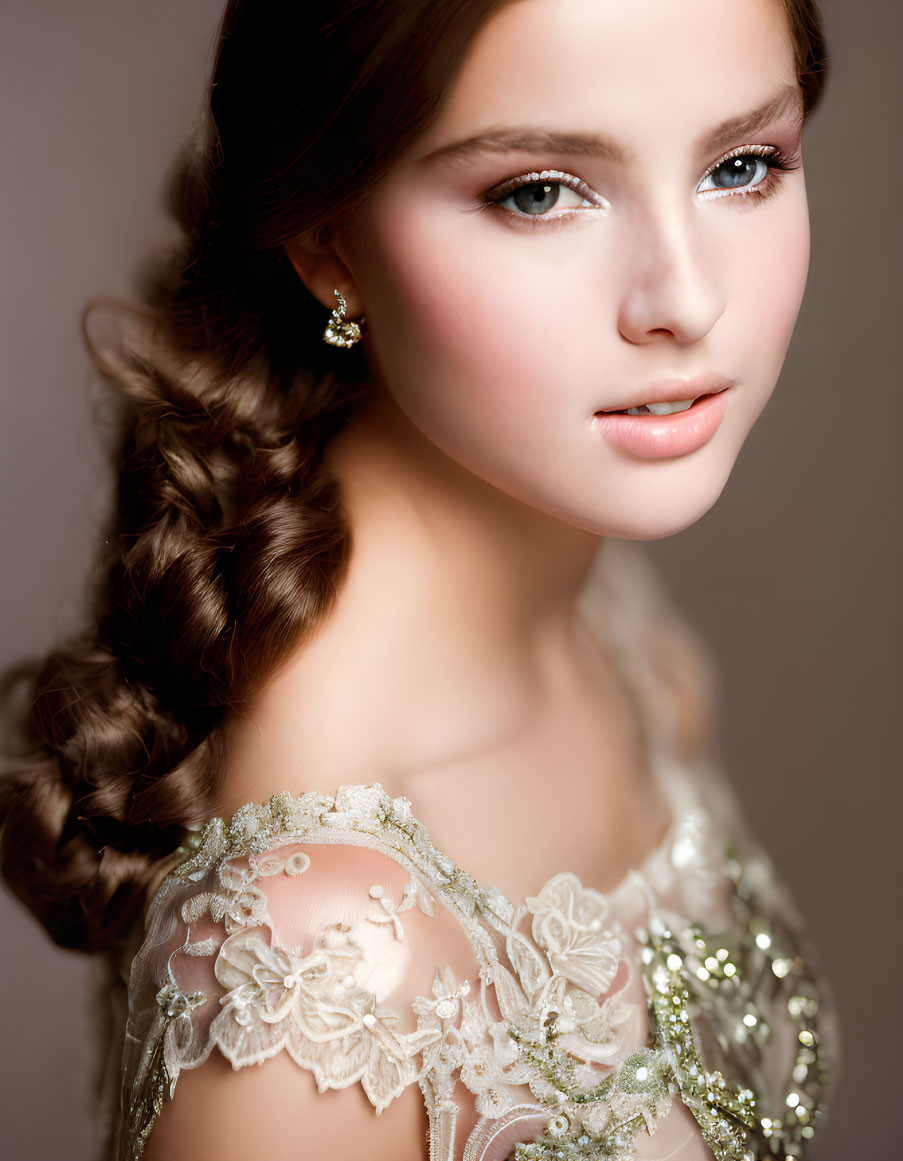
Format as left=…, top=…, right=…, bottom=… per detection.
left=128, top=832, right=477, bottom=1161
left=143, top=1050, right=428, bottom=1161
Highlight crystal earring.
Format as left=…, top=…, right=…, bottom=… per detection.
left=322, top=289, right=363, bottom=348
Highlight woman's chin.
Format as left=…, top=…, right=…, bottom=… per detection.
left=603, top=505, right=719, bottom=542
left=542, top=472, right=732, bottom=542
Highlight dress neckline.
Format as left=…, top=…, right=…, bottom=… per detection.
left=164, top=542, right=705, bottom=917
left=165, top=768, right=702, bottom=943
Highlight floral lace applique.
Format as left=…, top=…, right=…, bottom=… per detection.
left=212, top=919, right=437, bottom=1109
left=117, top=784, right=833, bottom=1161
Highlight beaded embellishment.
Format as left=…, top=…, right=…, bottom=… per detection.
left=115, top=783, right=833, bottom=1161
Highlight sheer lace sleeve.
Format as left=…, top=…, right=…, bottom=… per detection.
left=115, top=795, right=479, bottom=1160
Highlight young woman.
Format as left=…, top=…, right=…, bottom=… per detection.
left=0, top=0, right=836, bottom=1158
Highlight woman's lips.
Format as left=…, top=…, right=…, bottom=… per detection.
left=592, top=389, right=731, bottom=458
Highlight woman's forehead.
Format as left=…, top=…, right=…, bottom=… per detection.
left=415, top=0, right=799, bottom=158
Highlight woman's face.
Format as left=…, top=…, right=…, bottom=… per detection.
left=340, top=0, right=809, bottom=540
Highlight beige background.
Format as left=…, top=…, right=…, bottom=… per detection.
left=1, top=1, right=898, bottom=1157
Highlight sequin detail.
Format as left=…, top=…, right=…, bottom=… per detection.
left=637, top=840, right=830, bottom=1159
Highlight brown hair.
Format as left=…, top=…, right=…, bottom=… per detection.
left=0, top=0, right=829, bottom=954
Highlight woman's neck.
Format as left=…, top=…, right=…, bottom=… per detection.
left=221, top=385, right=616, bottom=805
left=326, top=384, right=604, bottom=650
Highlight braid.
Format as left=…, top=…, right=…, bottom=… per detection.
left=0, top=119, right=366, bottom=953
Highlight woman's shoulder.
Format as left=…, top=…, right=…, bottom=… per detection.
left=128, top=812, right=438, bottom=1161
left=115, top=786, right=483, bottom=1160
left=114, top=779, right=839, bottom=1161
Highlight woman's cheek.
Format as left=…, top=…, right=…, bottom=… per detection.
left=734, top=186, right=811, bottom=370
left=361, top=208, right=580, bottom=438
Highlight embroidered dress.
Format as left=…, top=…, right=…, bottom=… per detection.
left=108, top=543, right=837, bottom=1161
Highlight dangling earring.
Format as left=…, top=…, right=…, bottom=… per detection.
left=322, top=289, right=364, bottom=348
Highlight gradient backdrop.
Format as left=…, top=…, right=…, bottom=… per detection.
left=1, top=1, right=899, bottom=1157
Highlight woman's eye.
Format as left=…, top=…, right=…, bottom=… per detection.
left=697, top=151, right=774, bottom=196
left=482, top=171, right=604, bottom=219
left=503, top=181, right=587, bottom=216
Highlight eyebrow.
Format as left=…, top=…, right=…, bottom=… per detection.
left=420, top=84, right=804, bottom=168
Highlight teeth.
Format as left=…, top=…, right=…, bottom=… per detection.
left=626, top=398, right=696, bottom=416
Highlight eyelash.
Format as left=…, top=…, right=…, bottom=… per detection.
left=480, top=145, right=800, bottom=225
left=697, top=144, right=800, bottom=202
left=480, top=169, right=604, bottom=224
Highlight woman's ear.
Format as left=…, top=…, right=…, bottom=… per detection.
left=285, top=229, right=364, bottom=317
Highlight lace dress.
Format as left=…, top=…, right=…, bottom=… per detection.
left=107, top=543, right=836, bottom=1161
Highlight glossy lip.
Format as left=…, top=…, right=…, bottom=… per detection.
left=592, top=388, right=732, bottom=458
left=597, top=374, right=735, bottom=413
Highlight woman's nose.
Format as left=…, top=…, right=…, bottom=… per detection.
left=616, top=210, right=726, bottom=346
